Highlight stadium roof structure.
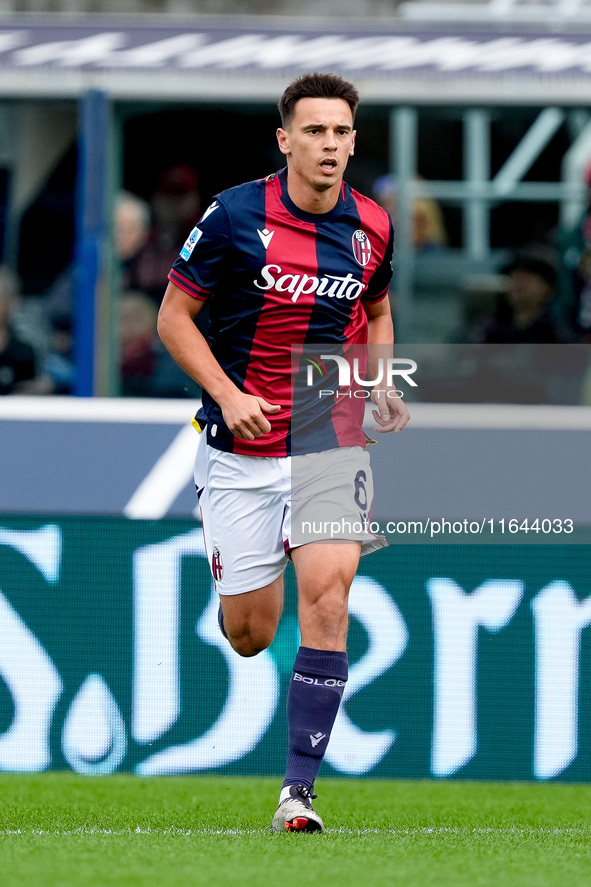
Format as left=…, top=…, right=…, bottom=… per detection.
left=3, top=17, right=591, bottom=104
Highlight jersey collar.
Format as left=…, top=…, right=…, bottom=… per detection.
left=276, top=167, right=347, bottom=224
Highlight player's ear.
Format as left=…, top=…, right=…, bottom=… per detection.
left=349, top=130, right=356, bottom=157
left=277, top=127, right=290, bottom=156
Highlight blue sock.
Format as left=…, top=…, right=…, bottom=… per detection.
left=282, top=646, right=348, bottom=791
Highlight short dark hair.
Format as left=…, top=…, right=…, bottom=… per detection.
left=501, top=245, right=558, bottom=289
left=278, top=72, right=360, bottom=127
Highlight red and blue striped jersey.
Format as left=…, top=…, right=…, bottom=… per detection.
left=168, top=168, right=394, bottom=456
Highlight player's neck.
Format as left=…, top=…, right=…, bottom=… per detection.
left=285, top=172, right=341, bottom=215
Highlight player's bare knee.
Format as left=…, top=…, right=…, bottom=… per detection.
left=228, top=639, right=258, bottom=657
left=230, top=639, right=271, bottom=657
left=227, top=626, right=275, bottom=658
left=306, top=586, right=348, bottom=619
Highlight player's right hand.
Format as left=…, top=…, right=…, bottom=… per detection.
left=221, top=393, right=281, bottom=440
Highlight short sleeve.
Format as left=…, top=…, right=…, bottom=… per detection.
left=362, top=216, right=394, bottom=304
left=168, top=199, right=232, bottom=301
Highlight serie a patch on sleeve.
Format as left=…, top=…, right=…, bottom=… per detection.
left=180, top=227, right=203, bottom=261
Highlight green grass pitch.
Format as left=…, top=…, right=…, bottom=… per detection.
left=2, top=773, right=591, bottom=886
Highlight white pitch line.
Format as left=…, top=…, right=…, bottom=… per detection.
left=1, top=826, right=588, bottom=837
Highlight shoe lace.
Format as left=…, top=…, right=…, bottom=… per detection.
left=296, top=784, right=318, bottom=801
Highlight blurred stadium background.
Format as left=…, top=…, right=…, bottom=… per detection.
left=1, top=0, right=591, bottom=786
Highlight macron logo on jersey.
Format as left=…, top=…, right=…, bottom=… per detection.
left=257, top=228, right=274, bottom=249
left=200, top=202, right=219, bottom=223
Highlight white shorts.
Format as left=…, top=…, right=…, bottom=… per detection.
left=194, top=438, right=386, bottom=596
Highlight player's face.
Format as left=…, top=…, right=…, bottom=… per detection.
left=277, top=97, right=356, bottom=204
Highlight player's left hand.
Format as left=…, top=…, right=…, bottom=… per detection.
left=371, top=387, right=410, bottom=434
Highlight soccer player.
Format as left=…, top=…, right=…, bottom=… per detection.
left=157, top=72, right=409, bottom=832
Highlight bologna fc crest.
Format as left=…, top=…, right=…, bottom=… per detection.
left=211, top=546, right=223, bottom=582
left=352, top=230, right=372, bottom=267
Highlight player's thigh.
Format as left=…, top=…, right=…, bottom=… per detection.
left=289, top=446, right=385, bottom=555
left=195, top=441, right=289, bottom=595
left=292, top=540, right=362, bottom=595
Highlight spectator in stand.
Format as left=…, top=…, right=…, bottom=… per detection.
left=373, top=174, right=447, bottom=253
left=40, top=173, right=204, bottom=396
left=115, top=191, right=151, bottom=293
left=119, top=291, right=200, bottom=398
left=133, top=164, right=202, bottom=305
left=471, top=244, right=573, bottom=344
left=0, top=266, right=37, bottom=395
left=464, top=245, right=584, bottom=405
left=44, top=190, right=152, bottom=323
